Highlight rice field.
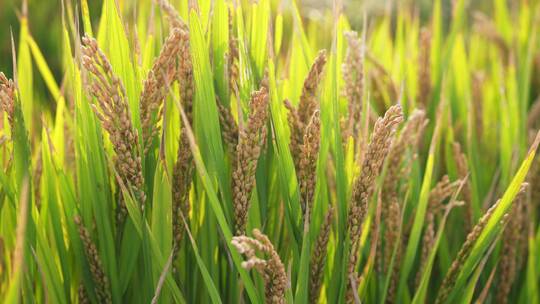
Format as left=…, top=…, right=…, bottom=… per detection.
left=1, top=0, right=540, bottom=303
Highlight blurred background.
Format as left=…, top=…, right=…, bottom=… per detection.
left=0, top=0, right=513, bottom=97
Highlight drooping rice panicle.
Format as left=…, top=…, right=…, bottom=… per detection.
left=139, top=28, right=183, bottom=153
left=496, top=184, right=528, bottom=303
left=343, top=31, right=364, bottom=142
left=286, top=50, right=327, bottom=171
left=156, top=0, right=188, bottom=30
left=75, top=216, right=112, bottom=304
left=346, top=104, right=403, bottom=302
left=298, top=50, right=327, bottom=125
left=217, top=101, right=239, bottom=158
left=228, top=7, right=239, bottom=96
left=298, top=110, right=321, bottom=220
left=378, top=110, right=426, bottom=274
left=436, top=183, right=528, bottom=304
left=453, top=142, right=473, bottom=229
left=81, top=36, right=146, bottom=216
left=172, top=26, right=195, bottom=262
left=232, top=88, right=269, bottom=235
left=78, top=284, right=90, bottom=304
left=232, top=229, right=288, bottom=304
left=309, top=207, right=334, bottom=303
left=0, top=72, right=15, bottom=132
left=417, top=176, right=460, bottom=286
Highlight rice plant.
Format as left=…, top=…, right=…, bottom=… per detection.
left=1, top=0, right=540, bottom=303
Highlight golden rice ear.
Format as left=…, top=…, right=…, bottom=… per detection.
left=232, top=87, right=269, bottom=235
left=232, top=229, right=287, bottom=304
left=228, top=6, right=239, bottom=97
left=0, top=72, right=16, bottom=131
left=496, top=183, right=527, bottom=303
left=81, top=36, right=145, bottom=222
left=346, top=104, right=403, bottom=302
left=217, top=101, right=239, bottom=158
left=140, top=28, right=184, bottom=154
left=309, top=206, right=334, bottom=303
left=171, top=27, right=195, bottom=265
left=298, top=110, right=321, bottom=221
left=453, top=142, right=473, bottom=230
left=75, top=216, right=112, bottom=304
left=343, top=31, right=365, bottom=142
left=436, top=183, right=528, bottom=304
left=298, top=50, right=327, bottom=125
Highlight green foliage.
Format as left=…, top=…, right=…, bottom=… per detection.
left=1, top=0, right=540, bottom=303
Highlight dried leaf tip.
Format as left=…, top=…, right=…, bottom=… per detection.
left=232, top=229, right=288, bottom=304
left=232, top=88, right=269, bottom=234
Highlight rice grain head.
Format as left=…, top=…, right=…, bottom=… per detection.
left=232, top=87, right=269, bottom=235
left=453, top=142, right=473, bottom=230
left=379, top=109, right=426, bottom=272
left=299, top=110, right=321, bottom=221
left=232, top=229, right=288, bottom=304
left=228, top=7, right=239, bottom=97
left=171, top=27, right=195, bottom=263
left=436, top=183, right=528, bottom=304
left=346, top=104, right=403, bottom=302
left=309, top=207, right=334, bottom=303
left=417, top=175, right=460, bottom=286
left=75, top=216, right=112, bottom=304
left=140, top=28, right=183, bottom=153
left=496, top=183, right=528, bottom=303
left=217, top=101, right=239, bottom=158
left=81, top=36, right=146, bottom=216
left=343, top=31, right=364, bottom=142
left=287, top=50, right=327, bottom=172
left=0, top=72, right=15, bottom=132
